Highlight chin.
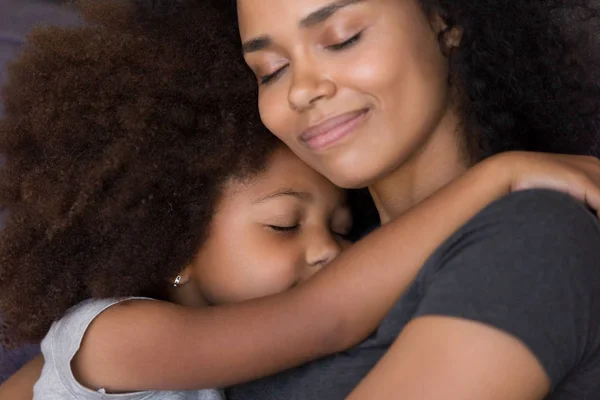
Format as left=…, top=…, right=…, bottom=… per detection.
left=320, top=161, right=381, bottom=189
left=314, top=145, right=390, bottom=189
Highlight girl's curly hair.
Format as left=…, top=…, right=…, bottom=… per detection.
left=0, top=0, right=279, bottom=346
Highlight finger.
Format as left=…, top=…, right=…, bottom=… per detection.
left=581, top=182, right=600, bottom=216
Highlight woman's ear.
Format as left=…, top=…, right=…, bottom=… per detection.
left=444, top=26, right=463, bottom=49
left=429, top=12, right=463, bottom=55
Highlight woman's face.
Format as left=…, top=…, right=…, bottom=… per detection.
left=238, top=0, right=457, bottom=188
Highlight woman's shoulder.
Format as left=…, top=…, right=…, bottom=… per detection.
left=476, top=188, right=598, bottom=225
left=432, top=188, right=600, bottom=272
left=416, top=189, right=600, bottom=388
left=423, top=188, right=600, bottom=293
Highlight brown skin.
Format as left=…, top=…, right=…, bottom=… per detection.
left=176, top=147, right=351, bottom=306
left=4, top=0, right=600, bottom=396
left=4, top=152, right=600, bottom=396
left=239, top=0, right=468, bottom=220
left=0, top=355, right=42, bottom=400
left=237, top=0, right=600, bottom=398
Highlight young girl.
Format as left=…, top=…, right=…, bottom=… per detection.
left=1, top=1, right=600, bottom=399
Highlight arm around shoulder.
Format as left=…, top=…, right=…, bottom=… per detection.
left=349, top=189, right=600, bottom=399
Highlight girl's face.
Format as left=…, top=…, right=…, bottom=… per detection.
left=238, top=0, right=460, bottom=189
left=186, top=146, right=351, bottom=305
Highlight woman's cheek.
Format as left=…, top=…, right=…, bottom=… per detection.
left=259, top=89, right=291, bottom=141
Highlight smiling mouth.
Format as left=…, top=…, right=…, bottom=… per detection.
left=300, top=108, right=370, bottom=151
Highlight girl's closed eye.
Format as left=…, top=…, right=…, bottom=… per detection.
left=268, top=224, right=300, bottom=233
left=332, top=229, right=352, bottom=241
left=264, top=212, right=301, bottom=232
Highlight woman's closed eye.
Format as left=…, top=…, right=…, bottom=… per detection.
left=259, top=65, right=288, bottom=85
left=326, top=31, right=363, bottom=51
left=258, top=32, right=363, bottom=85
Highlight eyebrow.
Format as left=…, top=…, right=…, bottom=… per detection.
left=241, top=0, right=364, bottom=53
left=242, top=36, right=271, bottom=53
left=252, top=189, right=313, bottom=204
left=300, top=0, right=363, bottom=28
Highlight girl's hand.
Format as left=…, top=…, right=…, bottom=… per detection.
left=487, top=152, right=600, bottom=215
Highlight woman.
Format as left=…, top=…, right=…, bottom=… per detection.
left=0, top=0, right=592, bottom=398
left=227, top=0, right=600, bottom=399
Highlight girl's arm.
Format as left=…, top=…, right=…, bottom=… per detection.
left=0, top=355, right=42, bottom=400
left=74, top=153, right=600, bottom=392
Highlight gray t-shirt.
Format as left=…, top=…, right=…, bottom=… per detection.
left=34, top=298, right=224, bottom=400
left=228, top=189, right=600, bottom=399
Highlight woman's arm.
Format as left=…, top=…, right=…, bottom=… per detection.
left=0, top=355, right=42, bottom=400
left=348, top=316, right=550, bottom=400
left=75, top=153, right=600, bottom=392
left=348, top=189, right=600, bottom=399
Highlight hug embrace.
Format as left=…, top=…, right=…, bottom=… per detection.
left=0, top=0, right=599, bottom=399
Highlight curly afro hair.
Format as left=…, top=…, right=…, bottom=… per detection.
left=423, top=0, right=600, bottom=159
left=0, top=0, right=279, bottom=346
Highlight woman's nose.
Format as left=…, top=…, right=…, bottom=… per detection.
left=287, top=63, right=336, bottom=111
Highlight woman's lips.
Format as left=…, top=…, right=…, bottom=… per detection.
left=300, top=108, right=370, bottom=151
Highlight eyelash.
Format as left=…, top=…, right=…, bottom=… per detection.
left=326, top=31, right=363, bottom=51
left=335, top=232, right=352, bottom=241
left=259, top=31, right=364, bottom=85
left=268, top=224, right=351, bottom=241
left=268, top=224, right=300, bottom=233
left=260, top=67, right=287, bottom=85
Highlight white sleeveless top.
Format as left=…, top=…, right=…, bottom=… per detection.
left=34, top=298, right=224, bottom=400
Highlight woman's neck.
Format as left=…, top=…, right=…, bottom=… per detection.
left=369, top=111, right=469, bottom=224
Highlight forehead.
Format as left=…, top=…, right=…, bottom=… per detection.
left=258, top=147, right=338, bottom=192
left=237, top=0, right=365, bottom=36
left=226, top=147, right=344, bottom=204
